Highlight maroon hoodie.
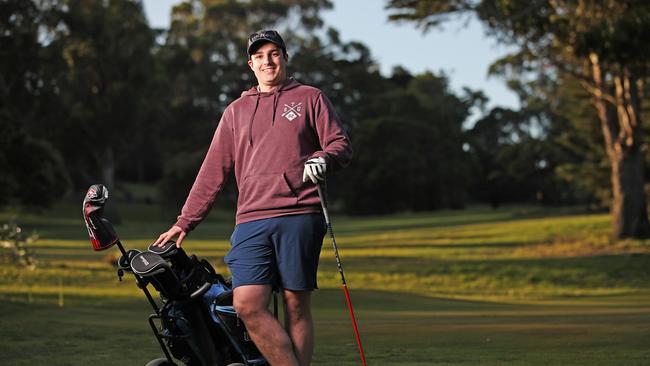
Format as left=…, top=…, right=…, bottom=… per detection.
left=174, top=78, right=352, bottom=231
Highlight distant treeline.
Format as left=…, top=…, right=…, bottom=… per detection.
left=2, top=0, right=648, bottom=219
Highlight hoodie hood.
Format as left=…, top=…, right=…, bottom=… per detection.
left=241, top=77, right=301, bottom=97
left=241, top=77, right=301, bottom=146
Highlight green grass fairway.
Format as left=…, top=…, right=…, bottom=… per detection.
left=2, top=202, right=650, bottom=365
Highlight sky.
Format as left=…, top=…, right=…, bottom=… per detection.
left=141, top=0, right=520, bottom=115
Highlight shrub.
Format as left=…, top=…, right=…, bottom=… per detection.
left=0, top=222, right=37, bottom=269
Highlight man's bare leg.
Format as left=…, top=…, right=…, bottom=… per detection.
left=283, top=290, right=314, bottom=366
left=233, top=285, right=299, bottom=366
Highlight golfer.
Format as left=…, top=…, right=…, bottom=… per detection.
left=153, top=29, right=352, bottom=366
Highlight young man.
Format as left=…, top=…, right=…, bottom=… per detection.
left=153, top=30, right=352, bottom=366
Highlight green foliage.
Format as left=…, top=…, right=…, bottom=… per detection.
left=0, top=0, right=166, bottom=208
left=157, top=149, right=238, bottom=209
left=0, top=0, right=71, bottom=207
left=0, top=115, right=71, bottom=207
left=387, top=0, right=650, bottom=237
left=289, top=27, right=385, bottom=125
left=0, top=117, right=20, bottom=206
left=341, top=71, right=470, bottom=213
left=0, top=222, right=37, bottom=269
left=157, top=150, right=205, bottom=208
left=13, top=137, right=71, bottom=207
left=50, top=0, right=159, bottom=188
left=551, top=75, right=611, bottom=208
left=7, top=0, right=646, bottom=216
left=466, top=105, right=577, bottom=207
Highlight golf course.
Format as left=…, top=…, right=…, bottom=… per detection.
left=4, top=0, right=650, bottom=365
left=2, top=197, right=649, bottom=365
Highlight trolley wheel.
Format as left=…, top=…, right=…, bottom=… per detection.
left=144, top=357, right=176, bottom=366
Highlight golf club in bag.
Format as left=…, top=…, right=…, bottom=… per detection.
left=316, top=183, right=368, bottom=366
left=82, top=184, right=270, bottom=366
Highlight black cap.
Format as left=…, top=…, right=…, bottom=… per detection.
left=247, top=30, right=286, bottom=58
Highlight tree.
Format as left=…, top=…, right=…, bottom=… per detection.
left=387, top=0, right=650, bottom=238
left=42, top=0, right=158, bottom=193
left=0, top=0, right=71, bottom=207
left=341, top=70, right=471, bottom=213
left=551, top=74, right=612, bottom=208
left=466, top=107, right=534, bottom=207
left=466, top=104, right=581, bottom=208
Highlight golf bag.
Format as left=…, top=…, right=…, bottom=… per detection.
left=83, top=184, right=267, bottom=366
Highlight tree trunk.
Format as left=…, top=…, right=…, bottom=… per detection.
left=590, top=54, right=650, bottom=238
left=609, top=146, right=649, bottom=238
left=101, top=146, right=115, bottom=193
left=101, top=146, right=121, bottom=224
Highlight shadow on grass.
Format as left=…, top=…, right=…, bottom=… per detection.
left=2, top=287, right=650, bottom=366
left=334, top=252, right=650, bottom=289
left=347, top=241, right=527, bottom=250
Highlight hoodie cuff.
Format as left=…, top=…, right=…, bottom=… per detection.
left=309, top=151, right=334, bottom=169
left=309, top=151, right=328, bottom=161
left=174, top=217, right=194, bottom=233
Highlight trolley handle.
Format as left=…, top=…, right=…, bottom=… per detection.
left=189, top=282, right=211, bottom=300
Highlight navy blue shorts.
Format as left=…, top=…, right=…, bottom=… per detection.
left=224, top=213, right=327, bottom=291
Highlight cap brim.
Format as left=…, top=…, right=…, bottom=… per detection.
left=247, top=39, right=284, bottom=56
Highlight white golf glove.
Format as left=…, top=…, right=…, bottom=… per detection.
left=302, top=157, right=327, bottom=184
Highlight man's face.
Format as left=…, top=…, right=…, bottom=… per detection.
left=247, top=42, right=287, bottom=90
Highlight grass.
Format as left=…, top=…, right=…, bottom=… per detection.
left=2, top=200, right=650, bottom=365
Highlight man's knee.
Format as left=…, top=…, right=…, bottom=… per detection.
left=234, top=299, right=261, bottom=320
left=284, top=291, right=312, bottom=321
left=233, top=285, right=271, bottom=321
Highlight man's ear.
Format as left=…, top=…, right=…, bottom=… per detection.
left=247, top=59, right=254, bottom=70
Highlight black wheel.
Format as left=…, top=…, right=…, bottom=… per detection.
left=145, top=357, right=176, bottom=366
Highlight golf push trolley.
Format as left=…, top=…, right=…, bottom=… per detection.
left=82, top=184, right=269, bottom=366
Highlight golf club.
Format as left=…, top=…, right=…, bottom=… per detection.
left=316, top=183, right=368, bottom=366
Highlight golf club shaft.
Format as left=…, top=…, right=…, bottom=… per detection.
left=317, top=184, right=368, bottom=366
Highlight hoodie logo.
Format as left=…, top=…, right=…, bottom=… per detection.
left=282, top=102, right=302, bottom=121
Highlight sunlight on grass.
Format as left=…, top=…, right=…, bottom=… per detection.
left=3, top=203, right=650, bottom=365
left=2, top=204, right=650, bottom=303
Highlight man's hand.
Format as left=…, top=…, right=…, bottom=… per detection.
left=302, top=157, right=327, bottom=184
left=152, top=225, right=187, bottom=248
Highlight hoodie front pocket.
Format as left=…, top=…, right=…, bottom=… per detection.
left=283, top=168, right=312, bottom=202
left=238, top=173, right=299, bottom=211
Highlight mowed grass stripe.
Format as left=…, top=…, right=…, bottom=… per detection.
left=333, top=214, right=611, bottom=247
left=5, top=206, right=650, bottom=302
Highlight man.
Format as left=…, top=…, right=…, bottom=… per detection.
left=153, top=29, right=352, bottom=366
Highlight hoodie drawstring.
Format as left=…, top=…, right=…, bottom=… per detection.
left=249, top=94, right=260, bottom=146
left=272, top=92, right=279, bottom=126
left=248, top=78, right=293, bottom=145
